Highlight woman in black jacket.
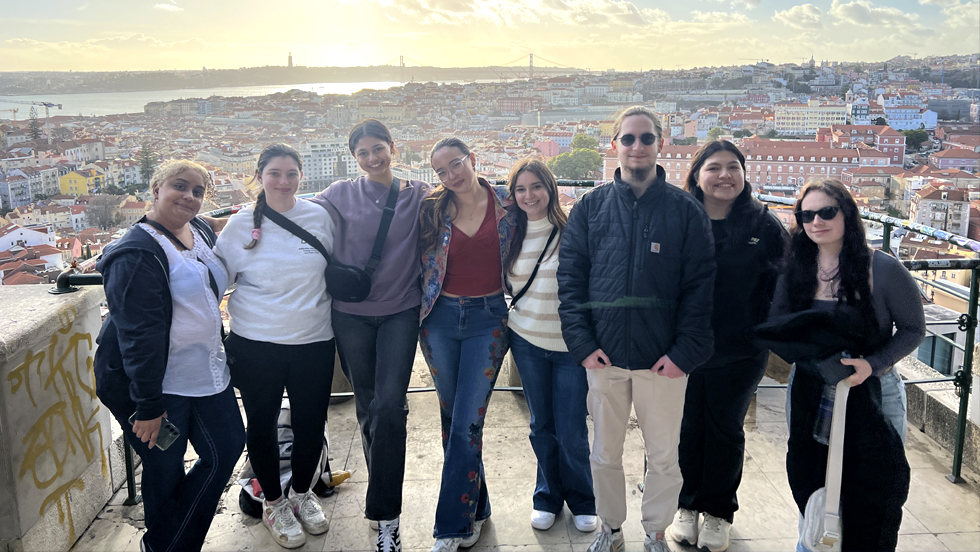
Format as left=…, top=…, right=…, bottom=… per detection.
left=668, top=140, right=788, bottom=552
left=94, top=160, right=245, bottom=552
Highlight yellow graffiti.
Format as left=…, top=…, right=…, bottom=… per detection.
left=39, top=478, right=86, bottom=543
left=5, top=317, right=107, bottom=536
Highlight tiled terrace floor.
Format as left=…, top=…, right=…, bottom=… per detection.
left=73, top=353, right=980, bottom=552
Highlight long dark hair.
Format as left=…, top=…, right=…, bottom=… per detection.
left=420, top=138, right=473, bottom=253
left=504, top=157, right=567, bottom=274
left=786, top=179, right=875, bottom=326
left=243, top=143, right=303, bottom=249
left=684, top=140, right=763, bottom=252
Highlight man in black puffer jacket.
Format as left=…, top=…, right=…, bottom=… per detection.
left=557, top=107, right=715, bottom=552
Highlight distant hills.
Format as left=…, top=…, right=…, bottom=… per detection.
left=0, top=65, right=581, bottom=96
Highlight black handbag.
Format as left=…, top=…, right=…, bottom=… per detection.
left=261, top=179, right=399, bottom=303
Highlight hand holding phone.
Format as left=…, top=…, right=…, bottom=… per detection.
left=129, top=412, right=180, bottom=451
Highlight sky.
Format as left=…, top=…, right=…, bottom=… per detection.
left=0, top=0, right=977, bottom=72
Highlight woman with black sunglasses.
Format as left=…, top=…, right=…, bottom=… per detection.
left=770, top=179, right=924, bottom=551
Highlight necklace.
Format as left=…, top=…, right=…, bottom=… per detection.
left=371, top=185, right=389, bottom=204
left=817, top=259, right=839, bottom=282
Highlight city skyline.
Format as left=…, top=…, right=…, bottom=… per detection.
left=1, top=0, right=978, bottom=73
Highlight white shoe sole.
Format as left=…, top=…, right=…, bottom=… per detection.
left=665, top=524, right=697, bottom=547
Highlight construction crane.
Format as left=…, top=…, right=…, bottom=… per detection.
left=0, top=108, right=18, bottom=121
left=0, top=99, right=63, bottom=144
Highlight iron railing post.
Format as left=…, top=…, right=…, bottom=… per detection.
left=947, top=267, right=977, bottom=483
left=123, top=438, right=142, bottom=505
left=882, top=222, right=892, bottom=255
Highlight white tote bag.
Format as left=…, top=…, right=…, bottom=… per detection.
left=801, top=380, right=850, bottom=552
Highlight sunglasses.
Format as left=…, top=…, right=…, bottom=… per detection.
left=795, top=206, right=840, bottom=224
left=617, top=133, right=658, bottom=147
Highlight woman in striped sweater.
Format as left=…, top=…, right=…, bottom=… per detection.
left=504, top=157, right=598, bottom=534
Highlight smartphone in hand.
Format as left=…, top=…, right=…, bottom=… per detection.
left=128, top=413, right=180, bottom=451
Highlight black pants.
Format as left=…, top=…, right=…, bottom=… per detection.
left=226, top=332, right=335, bottom=502
left=332, top=306, right=419, bottom=521
left=677, top=351, right=767, bottom=523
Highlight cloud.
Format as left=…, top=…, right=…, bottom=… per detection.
left=708, top=0, right=761, bottom=8
left=918, top=0, right=960, bottom=6
left=829, top=0, right=921, bottom=29
left=691, top=11, right=750, bottom=24
left=773, top=3, right=824, bottom=29
left=372, top=0, right=668, bottom=28
left=153, top=2, right=183, bottom=12
left=942, top=1, right=980, bottom=29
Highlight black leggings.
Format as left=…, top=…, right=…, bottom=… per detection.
left=226, top=332, right=335, bottom=502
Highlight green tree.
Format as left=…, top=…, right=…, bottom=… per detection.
left=902, top=129, right=930, bottom=150
left=732, top=129, right=753, bottom=138
left=138, top=140, right=157, bottom=184
left=710, top=77, right=723, bottom=89
left=28, top=107, right=41, bottom=141
left=707, top=127, right=725, bottom=141
left=547, top=149, right=601, bottom=180
left=764, top=129, right=779, bottom=139
left=104, top=184, right=126, bottom=195
left=83, top=244, right=93, bottom=260
left=570, top=134, right=600, bottom=151
left=873, top=117, right=887, bottom=126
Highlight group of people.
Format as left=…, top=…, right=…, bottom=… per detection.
left=93, top=106, right=925, bottom=552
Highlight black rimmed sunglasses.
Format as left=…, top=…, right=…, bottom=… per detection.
left=795, top=206, right=840, bottom=224
left=617, top=133, right=658, bottom=147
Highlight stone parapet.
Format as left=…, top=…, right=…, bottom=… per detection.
left=0, top=285, right=110, bottom=552
left=897, top=354, right=978, bottom=474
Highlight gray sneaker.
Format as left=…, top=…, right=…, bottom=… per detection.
left=697, top=514, right=732, bottom=552
left=643, top=533, right=671, bottom=552
left=666, top=508, right=699, bottom=546
left=430, top=537, right=462, bottom=552
left=460, top=518, right=486, bottom=548
left=587, top=523, right=626, bottom=552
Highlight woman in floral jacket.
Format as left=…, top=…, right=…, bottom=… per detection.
left=418, top=137, right=516, bottom=552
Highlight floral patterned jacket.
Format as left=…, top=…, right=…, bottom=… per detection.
left=420, top=179, right=516, bottom=321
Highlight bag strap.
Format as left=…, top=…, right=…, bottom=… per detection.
left=509, top=226, right=559, bottom=309
left=261, top=204, right=332, bottom=265
left=141, top=217, right=220, bottom=301
left=364, top=178, right=400, bottom=276
left=822, top=380, right=850, bottom=547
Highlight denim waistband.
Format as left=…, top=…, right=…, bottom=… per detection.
left=436, top=293, right=506, bottom=307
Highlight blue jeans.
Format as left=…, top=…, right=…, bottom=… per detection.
left=114, top=386, right=245, bottom=552
left=332, top=306, right=420, bottom=521
left=786, top=366, right=907, bottom=442
left=509, top=331, right=595, bottom=516
left=419, top=294, right=509, bottom=539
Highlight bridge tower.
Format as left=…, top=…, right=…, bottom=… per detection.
left=529, top=53, right=534, bottom=80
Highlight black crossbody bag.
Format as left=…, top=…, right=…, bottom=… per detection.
left=508, top=226, right=558, bottom=309
left=261, top=180, right=399, bottom=303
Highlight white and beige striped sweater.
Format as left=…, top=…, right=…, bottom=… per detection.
left=506, top=217, right=567, bottom=352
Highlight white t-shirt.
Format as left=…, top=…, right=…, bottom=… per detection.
left=215, top=199, right=335, bottom=345
left=140, top=223, right=230, bottom=397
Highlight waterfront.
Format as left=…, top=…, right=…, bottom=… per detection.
left=0, top=81, right=406, bottom=118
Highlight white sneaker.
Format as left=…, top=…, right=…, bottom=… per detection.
left=697, top=514, right=731, bottom=552
left=377, top=517, right=401, bottom=552
left=574, top=514, right=599, bottom=532
left=460, top=518, right=486, bottom=548
left=666, top=508, right=699, bottom=546
left=263, top=498, right=307, bottom=549
left=643, top=533, right=670, bottom=552
left=430, top=537, right=462, bottom=552
left=586, top=523, right=625, bottom=552
left=288, top=489, right=329, bottom=535
left=531, top=510, right=556, bottom=530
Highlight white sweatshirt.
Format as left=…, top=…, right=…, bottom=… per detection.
left=214, top=200, right=335, bottom=345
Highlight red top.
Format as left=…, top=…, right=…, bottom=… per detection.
left=442, top=188, right=502, bottom=296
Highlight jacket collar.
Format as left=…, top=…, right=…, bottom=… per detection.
left=613, top=165, right=668, bottom=203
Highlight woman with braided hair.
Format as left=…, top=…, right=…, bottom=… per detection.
left=214, top=143, right=336, bottom=549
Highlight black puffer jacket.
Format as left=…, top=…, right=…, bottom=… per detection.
left=557, top=166, right=716, bottom=372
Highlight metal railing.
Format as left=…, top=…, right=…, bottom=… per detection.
left=48, top=186, right=977, bottom=485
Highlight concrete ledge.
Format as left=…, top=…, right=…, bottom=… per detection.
left=0, top=285, right=110, bottom=552
left=896, top=355, right=978, bottom=474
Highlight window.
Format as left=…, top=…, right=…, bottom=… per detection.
left=917, top=333, right=956, bottom=375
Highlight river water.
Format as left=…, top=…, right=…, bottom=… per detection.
left=0, top=81, right=407, bottom=118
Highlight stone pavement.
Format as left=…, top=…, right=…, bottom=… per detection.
left=72, top=354, right=980, bottom=552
